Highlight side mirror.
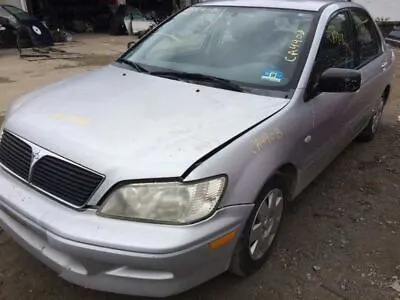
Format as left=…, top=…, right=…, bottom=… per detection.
left=318, top=68, right=361, bottom=93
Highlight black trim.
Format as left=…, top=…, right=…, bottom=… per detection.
left=344, top=9, right=360, bottom=67
left=96, top=174, right=228, bottom=226
left=347, top=8, right=361, bottom=68
left=181, top=101, right=289, bottom=179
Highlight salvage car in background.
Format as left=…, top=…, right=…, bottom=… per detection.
left=0, top=5, right=53, bottom=48
left=124, top=7, right=155, bottom=36
left=386, top=27, right=400, bottom=47
left=0, top=0, right=395, bottom=297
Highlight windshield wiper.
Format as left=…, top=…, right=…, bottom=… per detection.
left=116, top=58, right=150, bottom=73
left=150, top=71, right=245, bottom=92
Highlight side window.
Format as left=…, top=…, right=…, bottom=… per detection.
left=314, top=12, right=357, bottom=76
left=350, top=9, right=382, bottom=65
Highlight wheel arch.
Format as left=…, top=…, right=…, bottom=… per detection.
left=255, top=163, right=298, bottom=204
left=275, top=163, right=298, bottom=201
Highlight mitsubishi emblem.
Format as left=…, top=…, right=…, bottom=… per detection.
left=32, top=149, right=41, bottom=163
left=29, top=149, right=42, bottom=181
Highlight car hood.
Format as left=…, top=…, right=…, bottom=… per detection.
left=6, top=65, right=289, bottom=179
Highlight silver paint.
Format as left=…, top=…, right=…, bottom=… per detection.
left=0, top=0, right=395, bottom=297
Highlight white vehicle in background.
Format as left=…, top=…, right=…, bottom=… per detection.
left=124, top=8, right=155, bottom=35
left=386, top=27, right=400, bottom=47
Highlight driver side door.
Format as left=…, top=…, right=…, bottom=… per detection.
left=301, top=10, right=358, bottom=185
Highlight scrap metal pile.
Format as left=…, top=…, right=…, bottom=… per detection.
left=0, top=5, right=53, bottom=49
left=0, top=0, right=176, bottom=51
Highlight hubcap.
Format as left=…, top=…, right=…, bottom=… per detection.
left=372, top=99, right=384, bottom=133
left=249, top=189, right=284, bottom=260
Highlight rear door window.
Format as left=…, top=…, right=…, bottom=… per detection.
left=350, top=8, right=382, bottom=66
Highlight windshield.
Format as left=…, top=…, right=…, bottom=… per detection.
left=121, top=6, right=317, bottom=95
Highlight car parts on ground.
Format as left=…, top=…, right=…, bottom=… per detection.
left=26, top=0, right=176, bottom=36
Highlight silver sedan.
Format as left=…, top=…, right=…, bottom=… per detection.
left=0, top=0, right=395, bottom=297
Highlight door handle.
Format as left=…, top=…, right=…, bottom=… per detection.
left=381, top=61, right=389, bottom=70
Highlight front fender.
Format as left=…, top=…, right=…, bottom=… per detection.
left=183, top=97, right=312, bottom=208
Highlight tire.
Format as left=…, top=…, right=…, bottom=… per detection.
left=229, top=176, right=287, bottom=276
left=357, top=96, right=385, bottom=142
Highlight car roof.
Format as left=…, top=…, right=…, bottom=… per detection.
left=198, top=0, right=353, bottom=12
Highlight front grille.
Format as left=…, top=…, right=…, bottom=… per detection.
left=0, top=131, right=104, bottom=207
left=0, top=131, right=32, bottom=180
left=31, top=156, right=104, bottom=207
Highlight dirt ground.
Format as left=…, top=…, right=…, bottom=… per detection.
left=0, top=36, right=399, bottom=300
left=0, top=34, right=131, bottom=114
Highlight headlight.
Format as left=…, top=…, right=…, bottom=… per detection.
left=98, top=176, right=227, bottom=224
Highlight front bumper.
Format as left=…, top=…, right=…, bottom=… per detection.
left=0, top=168, right=253, bottom=297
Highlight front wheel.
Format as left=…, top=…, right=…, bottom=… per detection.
left=230, top=177, right=286, bottom=276
left=357, top=97, right=385, bottom=142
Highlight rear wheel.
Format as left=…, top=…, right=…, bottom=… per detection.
left=230, top=177, right=286, bottom=276
left=357, top=97, right=385, bottom=142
